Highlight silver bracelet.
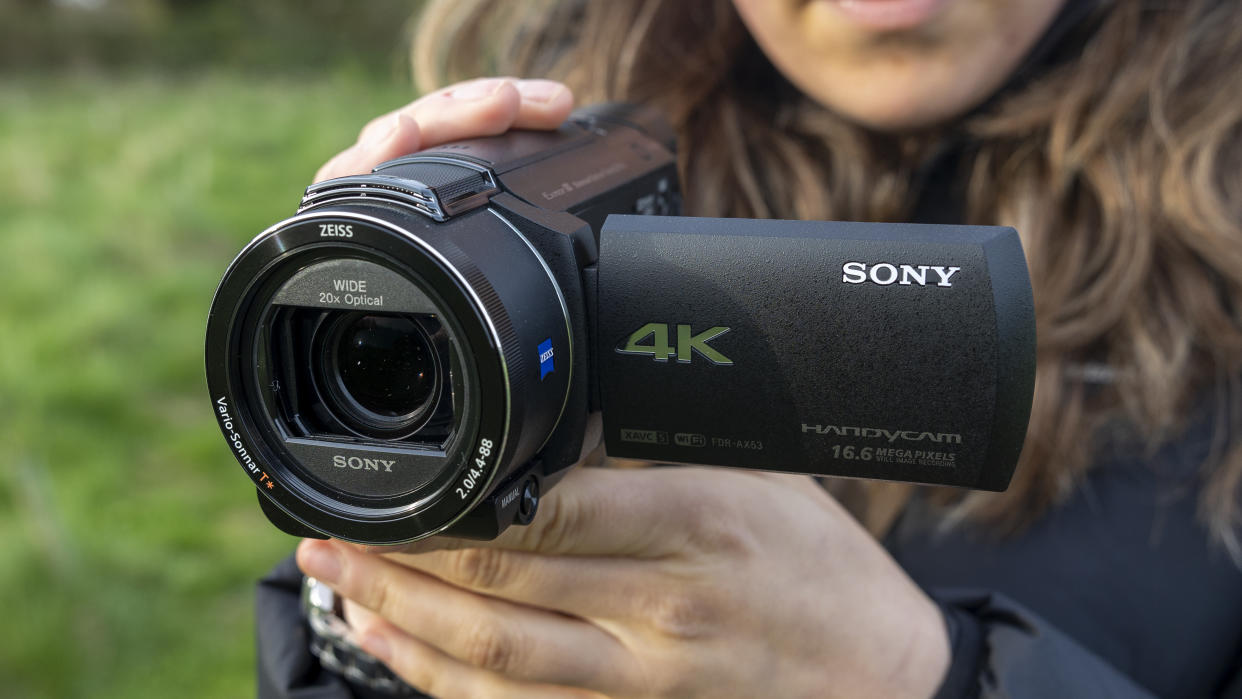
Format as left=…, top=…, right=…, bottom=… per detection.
left=301, top=576, right=423, bottom=696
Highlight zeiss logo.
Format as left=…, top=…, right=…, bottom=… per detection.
left=538, top=338, right=554, bottom=380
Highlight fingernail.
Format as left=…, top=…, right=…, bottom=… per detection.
left=360, top=631, right=392, bottom=663
left=516, top=79, right=565, bottom=104
left=447, top=78, right=509, bottom=101
left=299, top=541, right=343, bottom=584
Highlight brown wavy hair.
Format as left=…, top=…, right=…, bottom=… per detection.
left=412, top=0, right=1242, bottom=557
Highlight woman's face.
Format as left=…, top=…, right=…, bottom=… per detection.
left=731, top=0, right=1068, bottom=130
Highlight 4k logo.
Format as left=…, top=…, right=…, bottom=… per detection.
left=617, top=323, right=733, bottom=365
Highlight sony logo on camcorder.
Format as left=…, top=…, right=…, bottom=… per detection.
left=841, top=261, right=961, bottom=287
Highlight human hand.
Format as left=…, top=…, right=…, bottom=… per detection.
left=312, top=76, right=574, bottom=184
left=297, top=467, right=950, bottom=698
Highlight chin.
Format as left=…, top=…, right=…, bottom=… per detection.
left=804, top=73, right=989, bottom=132
left=829, top=93, right=975, bottom=132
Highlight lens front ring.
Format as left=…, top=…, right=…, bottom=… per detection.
left=206, top=208, right=515, bottom=544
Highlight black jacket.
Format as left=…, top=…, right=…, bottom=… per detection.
left=894, top=398, right=1242, bottom=698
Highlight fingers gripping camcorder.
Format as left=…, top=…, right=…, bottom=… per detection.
left=205, top=104, right=1036, bottom=545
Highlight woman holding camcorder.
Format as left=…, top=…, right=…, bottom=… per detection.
left=257, top=1, right=1242, bottom=696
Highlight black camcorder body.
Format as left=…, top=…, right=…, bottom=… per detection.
left=205, top=104, right=1036, bottom=545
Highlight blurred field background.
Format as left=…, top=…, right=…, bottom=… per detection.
left=0, top=1, right=427, bottom=695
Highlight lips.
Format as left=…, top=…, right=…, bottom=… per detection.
left=826, top=0, right=953, bottom=32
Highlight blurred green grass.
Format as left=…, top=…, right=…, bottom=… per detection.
left=0, top=71, right=412, bottom=698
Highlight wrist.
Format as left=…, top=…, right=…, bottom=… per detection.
left=806, top=495, right=952, bottom=698
left=888, top=591, right=952, bottom=699
left=831, top=579, right=951, bottom=699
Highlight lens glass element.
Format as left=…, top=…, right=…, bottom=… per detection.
left=335, top=315, right=437, bottom=418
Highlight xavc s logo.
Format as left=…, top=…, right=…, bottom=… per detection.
left=616, top=323, right=733, bottom=365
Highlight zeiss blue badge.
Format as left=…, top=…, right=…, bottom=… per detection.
left=538, top=338, right=554, bottom=380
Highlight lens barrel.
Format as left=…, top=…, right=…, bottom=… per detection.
left=204, top=204, right=573, bottom=544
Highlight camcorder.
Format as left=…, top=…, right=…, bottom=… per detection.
left=205, top=104, right=1036, bottom=545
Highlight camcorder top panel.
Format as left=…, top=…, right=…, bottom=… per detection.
left=205, top=104, right=1035, bottom=545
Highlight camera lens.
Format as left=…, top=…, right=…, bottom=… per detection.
left=314, top=313, right=441, bottom=438
left=206, top=208, right=576, bottom=543
left=336, top=315, right=436, bottom=417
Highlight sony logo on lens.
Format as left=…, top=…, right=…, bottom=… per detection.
left=841, top=261, right=961, bottom=287
left=332, top=455, right=396, bottom=472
